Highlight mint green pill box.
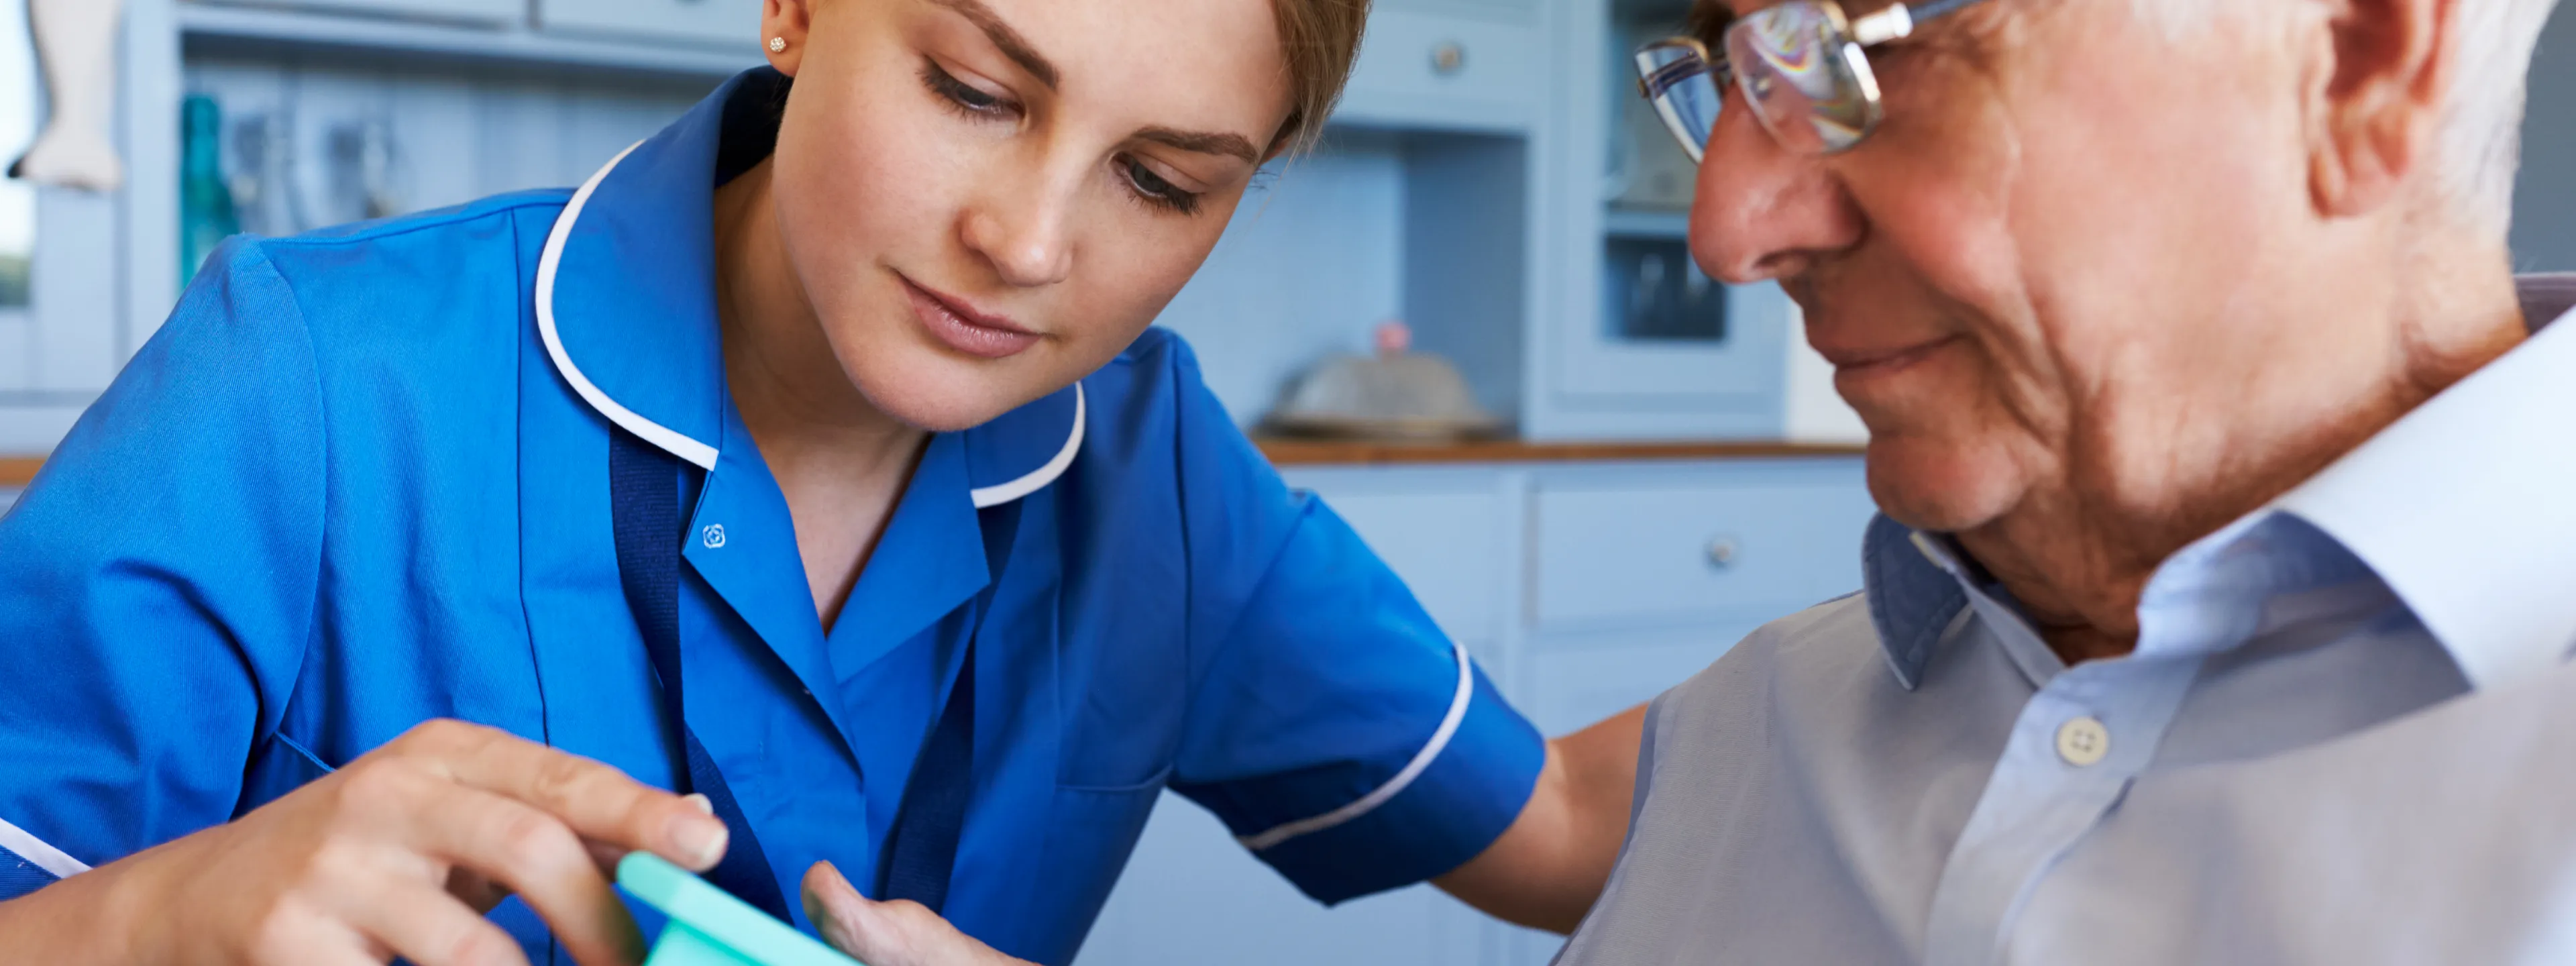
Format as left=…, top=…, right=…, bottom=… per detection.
left=617, top=853, right=863, bottom=966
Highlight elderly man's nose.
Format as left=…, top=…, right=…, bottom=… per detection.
left=1686, top=106, right=1865, bottom=285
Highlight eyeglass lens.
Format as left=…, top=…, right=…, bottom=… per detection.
left=1727, top=3, right=1876, bottom=153
left=1634, top=44, right=1723, bottom=164
left=1638, top=0, right=1884, bottom=158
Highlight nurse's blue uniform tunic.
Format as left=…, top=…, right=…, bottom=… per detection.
left=0, top=70, right=1543, bottom=965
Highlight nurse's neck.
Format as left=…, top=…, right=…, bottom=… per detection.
left=711, top=158, right=930, bottom=631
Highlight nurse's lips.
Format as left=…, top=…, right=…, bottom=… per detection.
left=902, top=276, right=1040, bottom=360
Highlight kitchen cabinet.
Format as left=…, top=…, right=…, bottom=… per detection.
left=1529, top=470, right=1875, bottom=629
left=1301, top=471, right=1509, bottom=645
left=1517, top=0, right=1806, bottom=439
left=1337, top=8, right=1545, bottom=133
left=1523, top=626, right=1764, bottom=733
left=184, top=0, right=523, bottom=25
left=1381, top=0, right=1544, bottom=23
left=535, top=0, right=765, bottom=48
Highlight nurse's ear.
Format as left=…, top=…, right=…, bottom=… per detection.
left=761, top=0, right=818, bottom=76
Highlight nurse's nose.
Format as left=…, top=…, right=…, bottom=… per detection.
left=1687, top=99, right=1865, bottom=286
left=959, top=164, right=1077, bottom=288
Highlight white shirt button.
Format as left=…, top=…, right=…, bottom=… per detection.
left=2056, top=716, right=2110, bottom=767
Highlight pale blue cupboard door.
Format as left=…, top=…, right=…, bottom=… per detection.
left=186, top=0, right=525, bottom=24
left=535, top=0, right=766, bottom=48
left=1079, top=801, right=1487, bottom=966
left=1527, top=470, right=1875, bottom=629
left=1337, top=8, right=1546, bottom=133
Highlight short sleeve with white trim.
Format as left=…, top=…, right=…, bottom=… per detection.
left=1152, top=336, right=1545, bottom=904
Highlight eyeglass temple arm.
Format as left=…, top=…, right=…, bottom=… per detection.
left=1850, top=0, right=1990, bottom=46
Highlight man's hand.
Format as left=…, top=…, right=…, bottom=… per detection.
left=0, top=718, right=730, bottom=966
left=801, top=864, right=1032, bottom=966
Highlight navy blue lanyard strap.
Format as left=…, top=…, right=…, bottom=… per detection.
left=608, top=425, right=1013, bottom=921
left=879, top=486, right=1020, bottom=913
left=610, top=428, right=794, bottom=922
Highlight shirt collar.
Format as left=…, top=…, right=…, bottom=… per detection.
left=2266, top=275, right=2576, bottom=688
left=1867, top=274, right=2576, bottom=690
left=535, top=67, right=1082, bottom=504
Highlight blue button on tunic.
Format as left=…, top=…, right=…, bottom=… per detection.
left=0, top=69, right=1544, bottom=966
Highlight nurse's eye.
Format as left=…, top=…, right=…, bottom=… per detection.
left=1119, top=156, right=1203, bottom=216
left=921, top=60, right=1018, bottom=120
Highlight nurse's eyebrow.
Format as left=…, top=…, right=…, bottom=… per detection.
left=1135, top=126, right=1262, bottom=164
left=927, top=0, right=1060, bottom=90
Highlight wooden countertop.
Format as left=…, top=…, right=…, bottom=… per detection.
left=1257, top=437, right=1864, bottom=466
left=0, top=458, right=38, bottom=488
left=0, top=440, right=1864, bottom=488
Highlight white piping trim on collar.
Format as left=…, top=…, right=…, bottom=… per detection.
left=1236, top=635, right=1474, bottom=852
left=536, top=140, right=722, bottom=471
left=535, top=140, right=1085, bottom=498
left=0, top=815, right=89, bottom=879
left=970, top=383, right=1084, bottom=509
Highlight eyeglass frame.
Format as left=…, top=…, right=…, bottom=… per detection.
left=1634, top=0, right=1995, bottom=162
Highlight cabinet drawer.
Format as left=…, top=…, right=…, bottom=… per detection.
left=1080, top=791, right=1482, bottom=966
left=186, top=0, right=523, bottom=25
left=1336, top=9, right=1542, bottom=130
left=1378, top=0, right=1542, bottom=24
left=1530, top=473, right=1873, bottom=629
left=1301, top=484, right=1502, bottom=645
left=1524, top=627, right=1762, bottom=733
left=537, top=0, right=763, bottom=48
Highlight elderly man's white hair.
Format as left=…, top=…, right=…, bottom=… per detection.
left=2135, top=0, right=2561, bottom=232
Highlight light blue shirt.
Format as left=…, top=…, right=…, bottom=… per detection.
left=1557, top=276, right=2576, bottom=965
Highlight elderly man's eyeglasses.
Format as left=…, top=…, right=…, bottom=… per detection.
left=1635, top=0, right=1993, bottom=160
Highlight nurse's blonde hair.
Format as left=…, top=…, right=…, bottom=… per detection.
left=1270, top=0, right=1371, bottom=154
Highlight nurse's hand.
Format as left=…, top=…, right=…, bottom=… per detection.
left=801, top=863, right=1034, bottom=966
left=106, top=719, right=726, bottom=966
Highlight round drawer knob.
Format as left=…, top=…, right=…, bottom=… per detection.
left=1430, top=42, right=1468, bottom=76
left=1705, top=536, right=1740, bottom=569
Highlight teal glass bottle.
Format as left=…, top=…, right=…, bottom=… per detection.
left=178, top=95, right=239, bottom=285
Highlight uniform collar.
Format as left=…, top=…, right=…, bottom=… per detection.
left=1866, top=274, right=2576, bottom=691
left=535, top=67, right=1082, bottom=504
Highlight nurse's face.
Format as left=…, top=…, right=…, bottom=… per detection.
left=759, top=0, right=1291, bottom=431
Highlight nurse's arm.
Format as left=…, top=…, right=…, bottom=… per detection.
left=1432, top=703, right=1649, bottom=933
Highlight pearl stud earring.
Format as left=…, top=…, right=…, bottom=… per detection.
left=768, top=36, right=788, bottom=53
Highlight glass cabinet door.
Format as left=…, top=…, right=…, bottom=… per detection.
left=1536, top=0, right=1790, bottom=439
left=0, top=0, right=147, bottom=453
left=0, top=0, right=41, bottom=396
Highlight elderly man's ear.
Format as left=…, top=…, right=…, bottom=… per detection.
left=2304, top=0, right=2461, bottom=218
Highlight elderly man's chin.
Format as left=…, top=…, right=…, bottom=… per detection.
left=1842, top=355, right=2035, bottom=533
left=1864, top=433, right=2033, bottom=533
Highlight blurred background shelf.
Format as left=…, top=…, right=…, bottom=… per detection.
left=1599, top=207, right=1689, bottom=240
left=1258, top=435, right=1859, bottom=466
left=176, top=3, right=762, bottom=78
